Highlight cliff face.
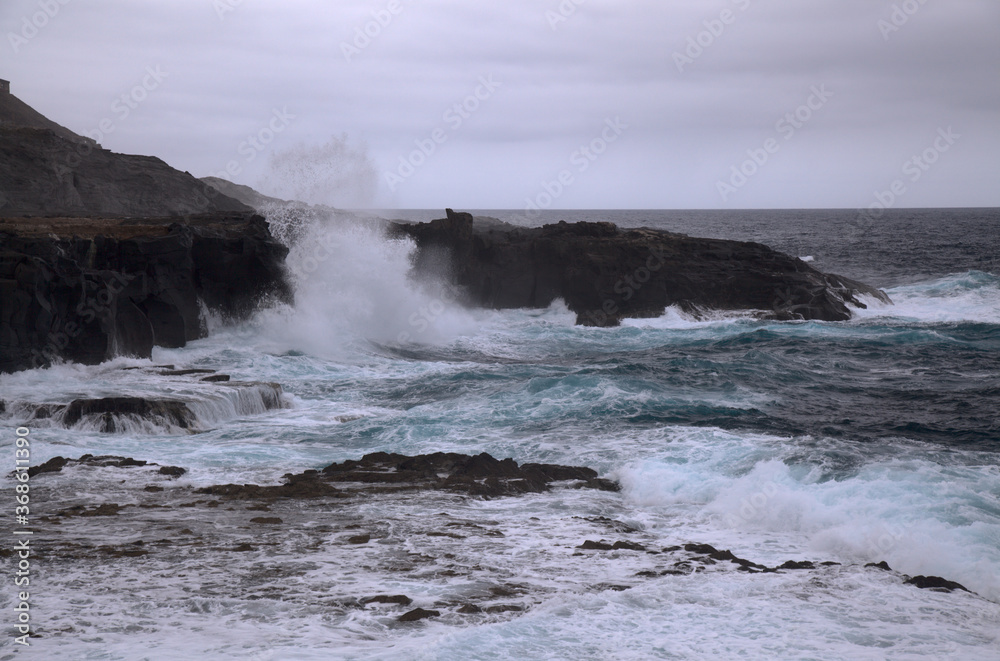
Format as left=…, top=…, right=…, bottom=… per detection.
left=0, top=93, right=291, bottom=373
left=0, top=213, right=291, bottom=373
left=392, top=210, right=890, bottom=326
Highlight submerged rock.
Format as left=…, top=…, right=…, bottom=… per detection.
left=904, top=575, right=970, bottom=593
left=25, top=454, right=184, bottom=478
left=320, top=451, right=619, bottom=497
left=7, top=377, right=285, bottom=434
left=398, top=608, right=440, bottom=622
left=63, top=397, right=194, bottom=431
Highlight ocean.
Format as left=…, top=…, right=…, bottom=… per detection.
left=2, top=208, right=999, bottom=660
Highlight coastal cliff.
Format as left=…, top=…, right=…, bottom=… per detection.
left=391, top=209, right=891, bottom=326
left=0, top=87, right=251, bottom=218
left=0, top=91, right=291, bottom=373
left=0, top=213, right=291, bottom=373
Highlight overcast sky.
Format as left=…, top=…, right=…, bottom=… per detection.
left=3, top=0, right=998, bottom=209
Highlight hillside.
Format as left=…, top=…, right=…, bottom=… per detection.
left=0, top=88, right=251, bottom=217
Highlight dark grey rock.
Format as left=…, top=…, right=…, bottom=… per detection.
left=389, top=210, right=891, bottom=326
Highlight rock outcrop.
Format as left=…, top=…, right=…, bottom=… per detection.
left=0, top=213, right=291, bottom=372
left=0, top=93, right=292, bottom=372
left=391, top=210, right=891, bottom=326
left=198, top=450, right=620, bottom=500
left=0, top=88, right=251, bottom=218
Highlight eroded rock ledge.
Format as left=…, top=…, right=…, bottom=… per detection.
left=20, top=451, right=977, bottom=627
left=199, top=450, right=621, bottom=500
left=390, top=209, right=891, bottom=326
left=0, top=212, right=291, bottom=372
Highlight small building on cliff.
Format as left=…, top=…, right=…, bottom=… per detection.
left=0, top=80, right=10, bottom=95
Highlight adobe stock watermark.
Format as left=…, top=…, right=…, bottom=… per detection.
left=519, top=116, right=628, bottom=220
left=865, top=518, right=918, bottom=561
left=82, top=66, right=169, bottom=146
left=51, top=66, right=168, bottom=186
left=580, top=246, right=667, bottom=327
left=213, top=0, right=245, bottom=21
left=546, top=0, right=587, bottom=31
left=30, top=272, right=136, bottom=368
left=878, top=0, right=930, bottom=42
left=722, top=480, right=781, bottom=528
left=7, top=0, right=72, bottom=54
left=855, top=127, right=959, bottom=227
left=716, top=84, right=833, bottom=202
left=12, top=426, right=33, bottom=647
left=383, top=75, right=502, bottom=192
left=395, top=288, right=461, bottom=344
left=211, top=107, right=296, bottom=181
left=673, top=0, right=751, bottom=73
left=341, top=0, right=407, bottom=62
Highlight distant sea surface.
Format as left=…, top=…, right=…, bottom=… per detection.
left=3, top=208, right=999, bottom=660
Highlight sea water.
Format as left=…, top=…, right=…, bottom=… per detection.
left=1, top=208, right=998, bottom=660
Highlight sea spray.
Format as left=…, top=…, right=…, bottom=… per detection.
left=257, top=209, right=479, bottom=357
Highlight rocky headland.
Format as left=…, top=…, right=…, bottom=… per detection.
left=1, top=87, right=892, bottom=371
left=391, top=209, right=891, bottom=327
left=0, top=89, right=291, bottom=373
left=0, top=212, right=291, bottom=373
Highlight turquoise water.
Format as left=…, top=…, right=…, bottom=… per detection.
left=2, top=209, right=999, bottom=659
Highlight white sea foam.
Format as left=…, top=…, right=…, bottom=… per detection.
left=856, top=270, right=1000, bottom=324
left=4, top=229, right=1000, bottom=659
left=614, top=429, right=1000, bottom=603
left=252, top=213, right=481, bottom=359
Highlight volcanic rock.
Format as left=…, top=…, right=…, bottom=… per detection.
left=389, top=210, right=891, bottom=326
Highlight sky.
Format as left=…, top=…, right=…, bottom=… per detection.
left=2, top=0, right=998, bottom=210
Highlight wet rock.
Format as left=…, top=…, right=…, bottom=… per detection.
left=866, top=561, right=893, bottom=571
left=488, top=585, right=524, bottom=598
left=580, top=516, right=641, bottom=534
left=158, top=369, right=217, bottom=376
left=319, top=451, right=617, bottom=498
left=0, top=212, right=291, bottom=374
left=27, top=454, right=184, bottom=478
left=426, top=531, right=465, bottom=539
left=201, top=374, right=231, bottom=382
left=398, top=608, right=440, bottom=622
left=27, top=455, right=69, bottom=477
left=484, top=604, right=524, bottom=614
left=389, top=212, right=891, bottom=327
left=362, top=595, right=412, bottom=606
left=232, top=543, right=254, bottom=552
left=63, top=397, right=194, bottom=431
left=612, top=541, right=646, bottom=551
left=577, top=478, right=622, bottom=492
left=457, top=604, right=483, bottom=614
left=101, top=545, right=149, bottom=558
left=578, top=540, right=647, bottom=552
left=904, top=575, right=970, bottom=593
left=59, top=503, right=121, bottom=517
left=250, top=517, right=283, bottom=525
left=777, top=560, right=816, bottom=570
left=684, top=543, right=720, bottom=555
left=196, top=471, right=343, bottom=500
left=158, top=466, right=186, bottom=477
left=347, top=534, right=371, bottom=544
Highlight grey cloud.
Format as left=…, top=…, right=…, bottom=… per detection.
left=1, top=0, right=996, bottom=208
